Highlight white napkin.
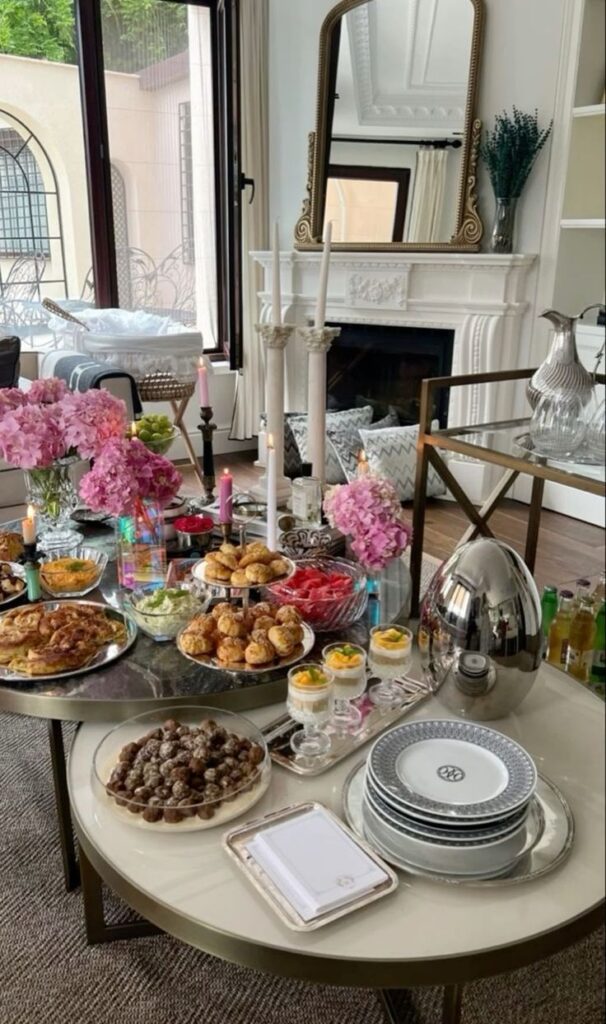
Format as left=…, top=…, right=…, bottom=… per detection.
left=246, top=808, right=388, bottom=922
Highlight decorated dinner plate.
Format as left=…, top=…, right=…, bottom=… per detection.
left=0, top=562, right=26, bottom=608
left=192, top=556, right=296, bottom=593
left=368, top=720, right=537, bottom=823
left=176, top=620, right=315, bottom=675
left=0, top=600, right=137, bottom=683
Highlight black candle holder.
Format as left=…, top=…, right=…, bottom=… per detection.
left=198, top=406, right=217, bottom=504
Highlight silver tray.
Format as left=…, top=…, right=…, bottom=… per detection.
left=513, top=432, right=605, bottom=468
left=343, top=761, right=575, bottom=887
left=192, top=555, right=296, bottom=593
left=0, top=600, right=137, bottom=683
left=0, top=562, right=26, bottom=609
left=176, top=620, right=315, bottom=675
left=223, top=800, right=398, bottom=931
left=262, top=677, right=431, bottom=776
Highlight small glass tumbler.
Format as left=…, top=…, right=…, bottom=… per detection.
left=368, top=624, right=413, bottom=709
left=287, top=664, right=334, bottom=760
left=322, top=643, right=367, bottom=735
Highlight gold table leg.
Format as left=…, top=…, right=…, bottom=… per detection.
left=48, top=719, right=80, bottom=892
left=378, top=985, right=464, bottom=1024
left=79, top=845, right=160, bottom=945
left=170, top=396, right=206, bottom=491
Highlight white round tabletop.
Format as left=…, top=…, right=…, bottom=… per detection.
left=68, top=664, right=605, bottom=988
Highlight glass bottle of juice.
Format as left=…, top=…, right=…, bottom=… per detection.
left=590, top=601, right=606, bottom=697
left=567, top=597, right=597, bottom=684
left=546, top=591, right=574, bottom=667
left=541, top=586, right=558, bottom=642
left=591, top=572, right=606, bottom=615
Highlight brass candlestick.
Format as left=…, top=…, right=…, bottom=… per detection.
left=220, top=522, right=233, bottom=544
left=198, top=406, right=217, bottom=503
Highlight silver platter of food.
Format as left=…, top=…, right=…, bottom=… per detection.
left=0, top=600, right=137, bottom=682
left=0, top=561, right=26, bottom=607
left=176, top=600, right=315, bottom=674
left=192, top=540, right=295, bottom=592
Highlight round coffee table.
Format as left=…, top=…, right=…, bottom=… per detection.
left=68, top=665, right=605, bottom=1024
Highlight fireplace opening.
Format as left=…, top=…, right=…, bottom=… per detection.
left=326, top=322, right=454, bottom=427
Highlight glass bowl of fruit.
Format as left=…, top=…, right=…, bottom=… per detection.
left=266, top=557, right=368, bottom=632
left=132, top=413, right=178, bottom=455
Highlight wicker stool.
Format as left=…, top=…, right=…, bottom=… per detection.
left=137, top=372, right=203, bottom=489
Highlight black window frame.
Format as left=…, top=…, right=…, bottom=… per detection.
left=74, top=0, right=242, bottom=368
left=326, top=164, right=411, bottom=244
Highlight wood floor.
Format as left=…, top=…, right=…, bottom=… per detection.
left=181, top=452, right=605, bottom=593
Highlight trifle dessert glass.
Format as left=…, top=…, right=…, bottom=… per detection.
left=368, top=624, right=413, bottom=709
left=322, top=643, right=367, bottom=735
left=287, top=664, right=334, bottom=759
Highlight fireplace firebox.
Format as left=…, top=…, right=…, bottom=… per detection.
left=326, top=323, right=454, bottom=427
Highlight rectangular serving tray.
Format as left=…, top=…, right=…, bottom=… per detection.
left=262, top=677, right=431, bottom=777
left=223, top=801, right=398, bottom=931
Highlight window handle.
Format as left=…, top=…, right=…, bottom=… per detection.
left=241, top=174, right=255, bottom=204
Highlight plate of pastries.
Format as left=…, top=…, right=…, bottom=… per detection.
left=0, top=601, right=136, bottom=680
left=192, top=542, right=295, bottom=590
left=177, top=600, right=314, bottom=672
left=0, top=531, right=24, bottom=563
left=0, top=562, right=26, bottom=607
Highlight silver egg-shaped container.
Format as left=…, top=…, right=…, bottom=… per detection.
left=420, top=539, right=543, bottom=721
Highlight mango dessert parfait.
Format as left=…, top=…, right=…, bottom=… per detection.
left=287, top=664, right=334, bottom=759
left=323, top=643, right=367, bottom=735
left=368, top=624, right=413, bottom=709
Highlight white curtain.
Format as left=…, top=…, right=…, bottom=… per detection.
left=407, top=148, right=448, bottom=244
left=230, top=0, right=269, bottom=440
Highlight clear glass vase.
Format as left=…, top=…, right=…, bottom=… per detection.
left=24, top=457, right=80, bottom=550
left=116, top=499, right=167, bottom=589
left=489, top=197, right=518, bottom=254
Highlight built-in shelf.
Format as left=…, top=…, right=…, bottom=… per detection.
left=560, top=218, right=606, bottom=229
left=573, top=103, right=606, bottom=118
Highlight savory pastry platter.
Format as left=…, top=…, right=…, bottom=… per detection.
left=0, top=600, right=137, bottom=682
left=0, top=562, right=26, bottom=607
left=177, top=600, right=314, bottom=673
left=192, top=541, right=295, bottom=591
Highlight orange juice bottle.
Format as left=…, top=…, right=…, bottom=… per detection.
left=567, top=597, right=597, bottom=684
left=547, top=591, right=574, bottom=667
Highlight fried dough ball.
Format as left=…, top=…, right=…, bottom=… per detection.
left=254, top=615, right=276, bottom=633
left=230, top=570, right=249, bottom=588
left=269, top=557, right=290, bottom=578
left=180, top=631, right=215, bottom=657
left=283, top=623, right=304, bottom=646
left=250, top=628, right=270, bottom=644
left=211, top=602, right=233, bottom=621
left=245, top=639, right=275, bottom=666
left=205, top=563, right=232, bottom=583
left=267, top=625, right=296, bottom=657
left=220, top=543, right=242, bottom=558
left=217, top=612, right=248, bottom=638
left=216, top=637, right=247, bottom=663
left=275, top=605, right=302, bottom=626
left=245, top=563, right=273, bottom=585
left=240, top=544, right=272, bottom=568
left=188, top=613, right=217, bottom=637
left=213, top=551, right=238, bottom=571
left=249, top=602, right=274, bottom=621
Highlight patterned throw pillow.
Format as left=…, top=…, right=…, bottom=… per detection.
left=359, top=423, right=446, bottom=501
left=288, top=406, right=374, bottom=484
left=329, top=410, right=400, bottom=482
left=259, top=413, right=302, bottom=478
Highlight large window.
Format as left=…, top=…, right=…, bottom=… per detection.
left=0, top=128, right=50, bottom=257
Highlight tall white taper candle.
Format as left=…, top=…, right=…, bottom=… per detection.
left=314, top=220, right=332, bottom=328
left=266, top=434, right=278, bottom=549
left=272, top=222, right=282, bottom=327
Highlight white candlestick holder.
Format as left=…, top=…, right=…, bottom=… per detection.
left=250, top=323, right=295, bottom=505
left=300, top=326, right=341, bottom=485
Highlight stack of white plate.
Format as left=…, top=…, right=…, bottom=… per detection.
left=363, top=720, right=538, bottom=880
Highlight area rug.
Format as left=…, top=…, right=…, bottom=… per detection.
left=0, top=713, right=603, bottom=1024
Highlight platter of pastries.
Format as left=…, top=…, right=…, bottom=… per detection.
left=0, top=532, right=24, bottom=563
left=0, top=562, right=26, bottom=607
left=177, top=600, right=314, bottom=673
left=0, top=601, right=137, bottom=681
left=192, top=542, right=295, bottom=590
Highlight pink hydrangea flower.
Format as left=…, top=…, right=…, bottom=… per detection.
left=60, top=389, right=128, bottom=460
left=323, top=476, right=411, bottom=572
left=0, top=404, right=65, bottom=470
left=79, top=437, right=182, bottom=517
left=0, top=388, right=28, bottom=419
left=26, top=377, right=69, bottom=405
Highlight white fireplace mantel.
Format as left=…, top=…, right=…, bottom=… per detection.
left=252, top=250, right=537, bottom=502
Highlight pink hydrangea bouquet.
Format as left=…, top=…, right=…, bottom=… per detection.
left=323, top=476, right=412, bottom=572
left=0, top=378, right=127, bottom=469
left=79, top=437, right=182, bottom=517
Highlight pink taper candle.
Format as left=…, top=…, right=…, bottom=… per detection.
left=219, top=468, right=233, bottom=525
left=197, top=358, right=210, bottom=408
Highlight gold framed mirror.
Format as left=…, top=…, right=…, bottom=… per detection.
left=295, top=0, right=485, bottom=252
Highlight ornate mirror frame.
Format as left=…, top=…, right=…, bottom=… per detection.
left=294, top=0, right=485, bottom=252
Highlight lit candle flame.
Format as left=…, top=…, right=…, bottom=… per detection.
left=267, top=433, right=275, bottom=449
left=26, top=504, right=36, bottom=520
left=131, top=421, right=137, bottom=437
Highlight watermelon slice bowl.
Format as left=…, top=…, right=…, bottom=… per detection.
left=264, top=557, right=368, bottom=632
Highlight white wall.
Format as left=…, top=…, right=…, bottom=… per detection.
left=269, top=0, right=566, bottom=326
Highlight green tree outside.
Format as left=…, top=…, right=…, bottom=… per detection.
left=0, top=0, right=188, bottom=72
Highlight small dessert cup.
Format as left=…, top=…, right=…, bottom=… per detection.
left=322, top=642, right=367, bottom=735
left=368, top=624, right=413, bottom=709
left=287, top=663, right=334, bottom=760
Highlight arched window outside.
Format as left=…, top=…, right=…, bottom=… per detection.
left=0, top=127, right=50, bottom=257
